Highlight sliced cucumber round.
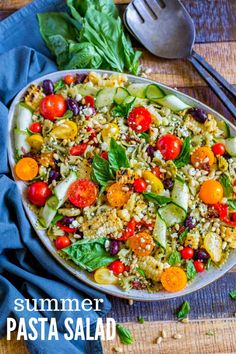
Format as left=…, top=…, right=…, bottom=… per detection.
left=16, top=103, right=33, bottom=131
left=127, top=83, right=148, bottom=98
left=114, top=87, right=130, bottom=105
left=171, top=179, right=189, bottom=212
left=95, top=88, right=116, bottom=108
left=152, top=213, right=167, bottom=249
left=158, top=202, right=186, bottom=227
left=225, top=137, right=236, bottom=157
left=145, top=84, right=165, bottom=100
left=156, top=94, right=191, bottom=112
left=217, top=120, right=231, bottom=138
left=75, top=85, right=98, bottom=97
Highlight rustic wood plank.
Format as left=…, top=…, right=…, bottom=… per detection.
left=103, top=318, right=236, bottom=354
left=0, top=333, right=27, bottom=354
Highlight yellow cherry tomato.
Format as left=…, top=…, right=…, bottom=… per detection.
left=204, top=232, right=222, bottom=263
left=94, top=267, right=118, bottom=285
left=191, top=146, right=215, bottom=169
left=101, top=123, right=120, bottom=144
left=142, top=171, right=164, bottom=194
left=26, top=134, right=44, bottom=151
left=15, top=157, right=38, bottom=181
left=199, top=180, right=223, bottom=204
left=51, top=121, right=78, bottom=140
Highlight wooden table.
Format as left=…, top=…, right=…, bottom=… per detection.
left=1, top=1, right=236, bottom=353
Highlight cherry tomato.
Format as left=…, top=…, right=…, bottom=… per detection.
left=40, top=94, right=67, bottom=121
left=108, top=260, right=125, bottom=275
left=194, top=260, right=205, bottom=273
left=119, top=219, right=136, bottom=241
left=100, top=151, right=108, bottom=160
left=231, top=212, right=236, bottom=222
left=15, top=157, right=38, bottom=181
left=181, top=247, right=194, bottom=260
left=56, top=221, right=77, bottom=234
left=212, top=143, right=226, bottom=156
left=28, top=181, right=52, bottom=206
left=68, top=179, right=98, bottom=208
left=64, top=74, right=74, bottom=85
left=29, top=122, right=42, bottom=134
left=133, top=178, right=147, bottom=193
left=157, top=134, right=182, bottom=160
left=191, top=146, right=215, bottom=170
left=199, top=180, right=223, bottom=205
left=151, top=166, right=164, bottom=179
left=55, top=236, right=71, bottom=250
left=128, top=107, right=152, bottom=132
left=70, top=143, right=88, bottom=156
left=129, top=232, right=154, bottom=257
left=82, top=95, right=95, bottom=108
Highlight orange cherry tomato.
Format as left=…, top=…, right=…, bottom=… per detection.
left=68, top=180, right=98, bottom=208
left=129, top=232, right=154, bottom=257
left=40, top=94, right=67, bottom=121
left=191, top=146, right=215, bottom=169
left=157, top=134, right=182, bottom=160
left=160, top=267, right=187, bottom=292
left=15, top=157, right=39, bottom=181
left=199, top=180, right=223, bottom=205
left=106, top=182, right=131, bottom=208
left=64, top=74, right=74, bottom=85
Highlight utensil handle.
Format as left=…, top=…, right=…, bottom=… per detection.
left=192, top=51, right=236, bottom=99
left=188, top=55, right=236, bottom=118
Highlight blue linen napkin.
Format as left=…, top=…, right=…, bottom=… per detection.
left=0, top=1, right=112, bottom=353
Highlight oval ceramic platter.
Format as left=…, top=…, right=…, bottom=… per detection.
left=8, top=69, right=236, bottom=301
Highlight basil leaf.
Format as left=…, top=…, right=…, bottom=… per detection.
left=168, top=251, right=181, bottom=266
left=56, top=110, right=73, bottom=120
left=108, top=138, right=130, bottom=171
left=26, top=128, right=34, bottom=136
left=139, top=132, right=150, bottom=143
left=229, top=290, right=236, bottom=299
left=116, top=324, right=134, bottom=345
left=137, top=316, right=145, bottom=324
left=227, top=199, right=236, bottom=211
left=174, top=137, right=191, bottom=168
left=206, top=258, right=211, bottom=271
left=51, top=214, right=64, bottom=226
left=219, top=174, right=233, bottom=197
left=136, top=267, right=146, bottom=277
left=143, top=192, right=172, bottom=206
left=54, top=79, right=65, bottom=92
left=62, top=238, right=116, bottom=271
left=178, top=229, right=188, bottom=244
left=65, top=42, right=102, bottom=69
left=186, top=260, right=197, bottom=280
left=177, top=301, right=190, bottom=321
left=112, top=98, right=135, bottom=118
left=91, top=154, right=115, bottom=186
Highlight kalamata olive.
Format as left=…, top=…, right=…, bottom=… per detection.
left=109, top=240, right=120, bottom=256
left=188, top=108, right=208, bottom=123
left=185, top=215, right=196, bottom=230
left=62, top=216, right=75, bottom=226
left=42, top=79, right=54, bottom=95
left=194, top=249, right=210, bottom=261
left=67, top=98, right=79, bottom=116
left=75, top=73, right=87, bottom=84
left=48, top=169, right=60, bottom=184
left=163, top=178, right=174, bottom=190
left=146, top=145, right=155, bottom=158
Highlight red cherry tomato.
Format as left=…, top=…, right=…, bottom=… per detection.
left=30, top=122, right=42, bottom=134
left=83, top=95, right=95, bottom=108
left=68, top=180, right=98, bottom=208
left=151, top=166, right=164, bottom=179
left=100, top=151, right=108, bottom=160
left=181, top=247, right=194, bottom=260
left=157, top=134, right=182, bottom=160
left=133, top=178, right=147, bottom=193
left=212, top=143, right=226, bottom=156
left=64, top=74, right=74, bottom=85
left=40, top=94, right=67, bottom=121
left=119, top=219, right=136, bottom=241
left=70, top=143, right=88, bottom=156
left=28, top=181, right=52, bottom=206
left=108, top=260, right=125, bottom=275
left=55, top=236, right=71, bottom=250
left=128, top=107, right=152, bottom=132
left=231, top=212, right=236, bottom=222
left=194, top=260, right=205, bottom=273
left=56, top=221, right=77, bottom=234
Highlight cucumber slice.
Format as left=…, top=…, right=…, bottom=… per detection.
left=39, top=197, right=58, bottom=228
left=54, top=171, right=78, bottom=205
left=158, top=202, right=186, bottom=227
left=114, top=87, right=130, bottom=105
left=145, top=84, right=165, bottom=100
left=14, top=129, right=30, bottom=156
left=171, top=179, right=189, bottom=212
left=95, top=88, right=116, bottom=108
left=127, top=83, right=148, bottom=98
left=156, top=94, right=191, bottom=112
left=75, top=85, right=98, bottom=97
left=123, top=95, right=137, bottom=105
left=225, top=137, right=236, bottom=157
left=217, top=120, right=231, bottom=138
left=152, top=213, right=167, bottom=249
left=15, top=103, right=33, bottom=131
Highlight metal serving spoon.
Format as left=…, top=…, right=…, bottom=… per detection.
left=124, top=0, right=236, bottom=117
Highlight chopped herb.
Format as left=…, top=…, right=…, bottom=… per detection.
left=174, top=137, right=191, bottom=168
left=229, top=290, right=236, bottom=300
left=139, top=132, right=149, bottom=143
left=178, top=228, right=188, bottom=244
left=26, top=128, right=34, bottom=136
left=206, top=330, right=215, bottom=336
left=54, top=79, right=65, bottom=92
left=51, top=214, right=64, bottom=226
left=168, top=250, right=181, bottom=266
left=142, top=192, right=172, bottom=206
left=177, top=301, right=190, bottom=321
left=219, top=173, right=233, bottom=197
left=227, top=199, right=236, bottom=211
left=112, top=98, right=135, bottom=117
left=186, top=260, right=197, bottom=281
left=14, top=149, right=21, bottom=162
left=137, top=316, right=145, bottom=324
left=136, top=267, right=146, bottom=277
left=116, top=324, right=134, bottom=345
left=91, top=154, right=115, bottom=186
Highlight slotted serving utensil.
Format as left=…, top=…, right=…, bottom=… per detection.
left=124, top=0, right=236, bottom=117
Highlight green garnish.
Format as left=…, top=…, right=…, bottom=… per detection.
left=177, top=301, right=190, bottom=321
left=142, top=192, right=172, bottom=206
left=116, top=324, right=134, bottom=345
left=168, top=250, right=181, bottom=266
left=219, top=173, right=233, bottom=197
left=137, top=316, right=145, bottom=324
left=174, top=137, right=191, bottom=168
left=186, top=260, right=197, bottom=281
left=229, top=290, right=236, bottom=300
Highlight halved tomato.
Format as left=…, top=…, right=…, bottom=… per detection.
left=128, top=107, right=152, bottom=132
left=68, top=179, right=98, bottom=208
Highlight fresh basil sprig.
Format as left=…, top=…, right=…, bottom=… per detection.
left=168, top=250, right=181, bottom=266
left=177, top=301, right=190, bottom=320
left=229, top=290, right=236, bottom=300
left=219, top=173, right=233, bottom=197
left=112, top=97, right=135, bottom=117
left=174, top=136, right=191, bottom=168
left=116, top=324, right=134, bottom=345
left=186, top=260, right=197, bottom=280
left=108, top=137, right=130, bottom=171
left=91, top=154, right=115, bottom=186
left=142, top=192, right=172, bottom=206
left=178, top=228, right=188, bottom=244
